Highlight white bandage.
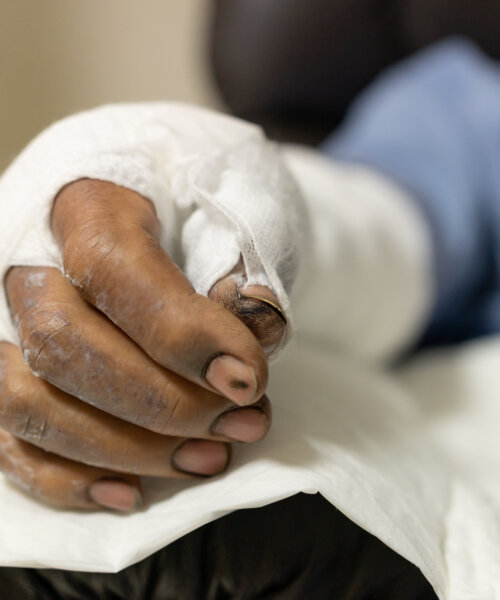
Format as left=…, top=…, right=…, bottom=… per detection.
left=0, top=103, right=305, bottom=356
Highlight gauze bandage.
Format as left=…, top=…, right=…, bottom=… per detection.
left=0, top=102, right=432, bottom=362
left=0, top=103, right=305, bottom=356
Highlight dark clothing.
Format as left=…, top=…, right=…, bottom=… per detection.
left=0, top=494, right=437, bottom=599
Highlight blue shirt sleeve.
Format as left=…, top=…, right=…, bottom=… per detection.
left=322, top=38, right=500, bottom=345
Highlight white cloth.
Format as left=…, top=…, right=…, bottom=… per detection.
left=3, top=104, right=497, bottom=598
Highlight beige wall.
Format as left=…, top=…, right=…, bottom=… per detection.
left=0, top=0, right=222, bottom=170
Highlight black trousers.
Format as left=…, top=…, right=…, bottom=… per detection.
left=0, top=493, right=437, bottom=599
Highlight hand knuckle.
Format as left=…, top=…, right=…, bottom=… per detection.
left=17, top=303, right=71, bottom=374
left=159, top=392, right=183, bottom=434
left=0, top=378, right=49, bottom=445
left=62, top=224, right=120, bottom=290
left=15, top=412, right=49, bottom=445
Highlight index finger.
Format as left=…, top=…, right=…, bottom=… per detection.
left=51, top=179, right=268, bottom=406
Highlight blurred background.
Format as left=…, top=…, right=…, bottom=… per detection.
left=1, top=0, right=500, bottom=171
left=0, top=0, right=220, bottom=170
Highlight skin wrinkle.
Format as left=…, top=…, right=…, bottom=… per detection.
left=87, top=238, right=124, bottom=295
left=66, top=218, right=120, bottom=258
left=156, top=392, right=182, bottom=436
left=53, top=185, right=109, bottom=239
left=0, top=389, right=53, bottom=445
left=143, top=386, right=176, bottom=431
left=16, top=293, right=75, bottom=325
left=21, top=415, right=31, bottom=438
left=40, top=417, right=48, bottom=441
left=62, top=224, right=122, bottom=294
left=26, top=321, right=71, bottom=373
left=19, top=302, right=70, bottom=328
left=137, top=390, right=166, bottom=430
left=75, top=251, right=118, bottom=303
left=20, top=414, right=49, bottom=444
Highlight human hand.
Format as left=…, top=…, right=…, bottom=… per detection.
left=0, top=179, right=286, bottom=512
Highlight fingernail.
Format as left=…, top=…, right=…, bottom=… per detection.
left=172, top=440, right=229, bottom=476
left=240, top=294, right=287, bottom=324
left=89, top=479, right=142, bottom=512
left=211, top=408, right=269, bottom=442
left=205, top=355, right=257, bottom=406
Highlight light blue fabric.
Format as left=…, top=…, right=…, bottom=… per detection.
left=322, top=38, right=500, bottom=345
